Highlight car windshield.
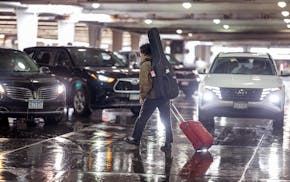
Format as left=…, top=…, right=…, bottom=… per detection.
left=209, top=56, right=276, bottom=75
left=165, top=54, right=182, bottom=65
left=0, top=50, right=39, bottom=72
left=68, top=48, right=126, bottom=67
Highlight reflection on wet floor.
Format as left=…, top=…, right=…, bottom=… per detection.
left=0, top=94, right=289, bottom=181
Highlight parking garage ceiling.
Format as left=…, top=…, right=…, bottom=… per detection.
left=1, top=0, right=290, bottom=43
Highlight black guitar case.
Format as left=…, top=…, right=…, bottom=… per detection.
left=147, top=28, right=179, bottom=99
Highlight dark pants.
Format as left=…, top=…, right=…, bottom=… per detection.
left=132, top=98, right=173, bottom=145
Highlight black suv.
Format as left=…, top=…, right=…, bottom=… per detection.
left=0, top=48, right=66, bottom=124
left=24, top=46, right=140, bottom=116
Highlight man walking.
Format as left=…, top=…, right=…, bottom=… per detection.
left=124, top=43, right=173, bottom=151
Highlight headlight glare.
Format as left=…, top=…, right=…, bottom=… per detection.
left=268, top=94, right=280, bottom=104
left=203, top=90, right=215, bottom=102
left=98, top=75, right=115, bottom=83
left=0, top=84, right=4, bottom=94
left=57, top=84, right=65, bottom=94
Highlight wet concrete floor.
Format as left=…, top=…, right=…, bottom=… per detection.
left=0, top=94, right=289, bottom=181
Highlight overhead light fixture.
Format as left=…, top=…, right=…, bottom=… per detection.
left=287, top=24, right=290, bottom=28
left=176, top=29, right=183, bottom=34
left=278, top=1, right=287, bottom=8
left=284, top=18, right=290, bottom=23
left=281, top=11, right=289, bottom=17
left=223, top=25, right=230, bottom=29
left=213, top=19, right=221, bottom=24
left=188, top=33, right=193, bottom=37
left=182, top=2, right=192, bottom=9
left=144, top=19, right=152, bottom=24
left=92, top=3, right=100, bottom=9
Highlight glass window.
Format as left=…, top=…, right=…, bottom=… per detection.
left=35, top=51, right=51, bottom=65
left=210, top=57, right=276, bottom=75
left=68, top=48, right=126, bottom=67
left=55, top=51, right=71, bottom=67
left=0, top=50, right=39, bottom=72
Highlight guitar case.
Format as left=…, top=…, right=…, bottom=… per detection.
left=147, top=28, right=179, bottom=99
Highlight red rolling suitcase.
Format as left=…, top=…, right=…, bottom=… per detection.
left=171, top=103, right=214, bottom=151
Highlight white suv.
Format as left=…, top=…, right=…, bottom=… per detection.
left=198, top=52, right=285, bottom=127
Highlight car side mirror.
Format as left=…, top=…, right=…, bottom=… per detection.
left=40, top=66, right=50, bottom=74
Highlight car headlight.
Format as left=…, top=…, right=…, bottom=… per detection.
left=0, top=84, right=4, bottom=94
left=261, top=87, right=282, bottom=101
left=199, top=86, right=221, bottom=102
left=268, top=94, right=280, bottom=104
left=203, top=90, right=215, bottom=102
left=57, top=84, right=65, bottom=94
left=98, top=75, right=115, bottom=83
left=205, top=86, right=221, bottom=99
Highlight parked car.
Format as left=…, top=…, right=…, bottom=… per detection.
left=24, top=46, right=141, bottom=116
left=165, top=54, right=200, bottom=97
left=0, top=48, right=66, bottom=124
left=118, top=51, right=141, bottom=69
left=118, top=51, right=200, bottom=97
left=198, top=52, right=285, bottom=128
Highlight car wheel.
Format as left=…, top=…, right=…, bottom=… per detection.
left=45, top=115, right=64, bottom=125
left=73, top=88, right=91, bottom=116
left=131, top=107, right=141, bottom=116
left=273, top=111, right=284, bottom=130
left=0, top=117, right=9, bottom=127
left=198, top=109, right=214, bottom=125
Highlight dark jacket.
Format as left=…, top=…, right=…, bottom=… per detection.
left=139, top=55, right=156, bottom=100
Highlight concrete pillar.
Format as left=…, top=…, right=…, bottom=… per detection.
left=16, top=9, right=38, bottom=50
left=58, top=18, right=75, bottom=46
left=112, top=29, right=123, bottom=51
left=88, top=24, right=102, bottom=47
left=195, top=45, right=212, bottom=63
left=131, top=33, right=140, bottom=50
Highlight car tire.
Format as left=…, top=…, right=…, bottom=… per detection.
left=131, top=107, right=141, bottom=116
left=0, top=117, right=9, bottom=127
left=45, top=115, right=64, bottom=125
left=198, top=109, right=214, bottom=125
left=73, top=88, right=91, bottom=116
left=273, top=111, right=284, bottom=130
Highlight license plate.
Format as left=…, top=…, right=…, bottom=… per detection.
left=129, top=94, right=139, bottom=100
left=181, top=81, right=189, bottom=86
left=28, top=100, right=43, bottom=109
left=233, top=102, right=248, bottom=109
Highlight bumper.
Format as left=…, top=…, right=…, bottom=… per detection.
left=199, top=97, right=284, bottom=119
left=93, top=92, right=141, bottom=109
left=0, top=97, right=66, bottom=117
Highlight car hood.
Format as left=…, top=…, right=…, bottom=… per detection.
left=204, top=74, right=283, bottom=88
left=83, top=67, right=140, bottom=78
left=0, top=72, right=61, bottom=87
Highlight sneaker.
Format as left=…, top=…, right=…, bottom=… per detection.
left=160, top=144, right=171, bottom=152
left=124, top=137, right=140, bottom=146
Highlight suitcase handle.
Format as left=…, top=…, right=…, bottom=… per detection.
left=170, top=102, right=185, bottom=123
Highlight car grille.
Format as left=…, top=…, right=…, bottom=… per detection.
left=38, top=86, right=59, bottom=100
left=4, top=86, right=59, bottom=101
left=114, top=79, right=139, bottom=93
left=220, top=88, right=262, bottom=102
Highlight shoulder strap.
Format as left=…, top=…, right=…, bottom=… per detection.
left=140, top=58, right=151, bottom=66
